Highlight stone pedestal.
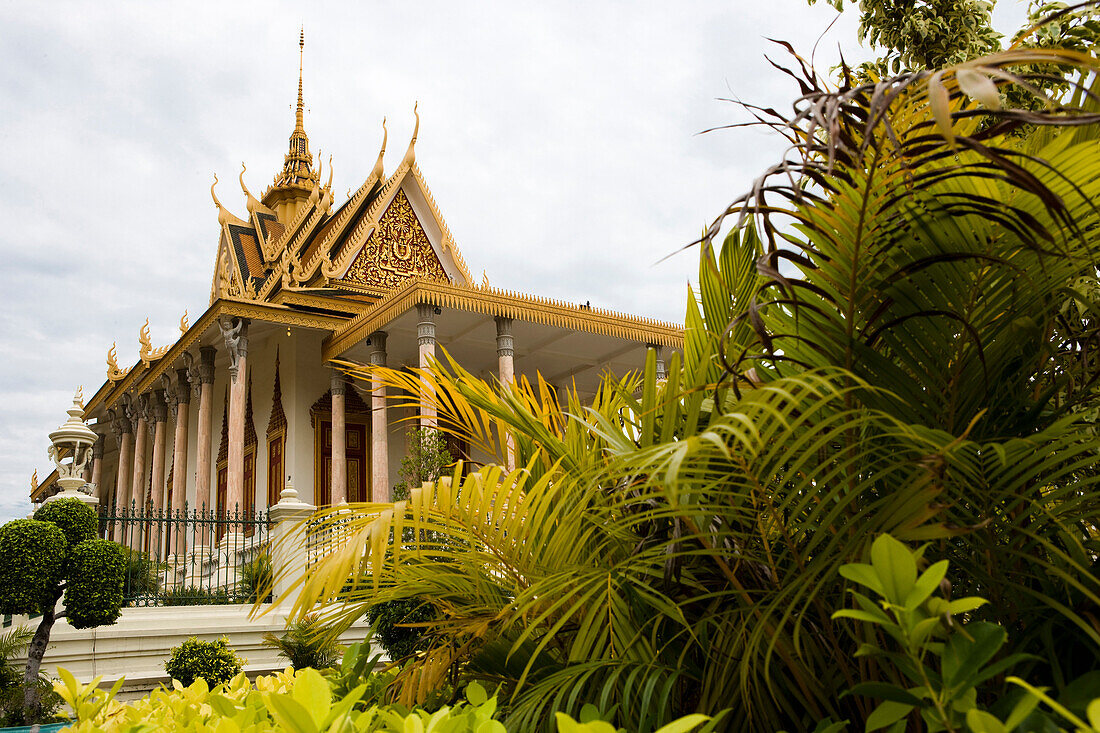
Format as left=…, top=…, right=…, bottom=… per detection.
left=268, top=484, right=316, bottom=601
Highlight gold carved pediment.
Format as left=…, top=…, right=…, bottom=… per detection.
left=341, top=189, right=449, bottom=290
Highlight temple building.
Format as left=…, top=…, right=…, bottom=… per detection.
left=29, top=36, right=683, bottom=522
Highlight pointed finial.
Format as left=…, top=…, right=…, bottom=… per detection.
left=180, top=310, right=189, bottom=335
left=75, top=386, right=84, bottom=408
left=401, top=103, right=419, bottom=168
left=370, top=117, right=387, bottom=181
left=239, top=163, right=261, bottom=212
left=316, top=149, right=322, bottom=182
left=31, top=469, right=38, bottom=491
left=326, top=154, right=333, bottom=190
left=296, top=28, right=305, bottom=133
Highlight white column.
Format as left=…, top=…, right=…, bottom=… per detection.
left=496, top=316, right=516, bottom=472
left=416, top=303, right=437, bottom=429
left=90, top=437, right=104, bottom=501
left=149, top=390, right=169, bottom=555
left=330, top=369, right=347, bottom=505
left=220, top=317, right=249, bottom=517
left=369, top=331, right=389, bottom=503
left=170, top=367, right=191, bottom=556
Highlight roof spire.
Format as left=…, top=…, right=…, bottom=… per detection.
left=267, top=27, right=318, bottom=195
left=296, top=28, right=305, bottom=134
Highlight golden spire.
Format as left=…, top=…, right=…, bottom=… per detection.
left=269, top=28, right=317, bottom=192
left=296, top=28, right=305, bottom=134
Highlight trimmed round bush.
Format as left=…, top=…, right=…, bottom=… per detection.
left=33, top=498, right=97, bottom=548
left=0, top=520, right=66, bottom=615
left=164, top=636, right=243, bottom=688
left=65, top=540, right=125, bottom=629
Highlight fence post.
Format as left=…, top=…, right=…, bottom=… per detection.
left=268, top=482, right=316, bottom=602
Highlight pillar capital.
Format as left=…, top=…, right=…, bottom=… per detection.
left=151, top=389, right=169, bottom=423
left=495, top=316, right=514, bottom=359
left=93, top=435, right=105, bottom=459
left=198, top=346, right=217, bottom=385
left=175, top=368, right=192, bottom=404
left=218, top=317, right=250, bottom=383
left=369, top=331, right=388, bottom=366
left=108, top=407, right=131, bottom=440
left=416, top=303, right=437, bottom=347
left=330, top=369, right=347, bottom=396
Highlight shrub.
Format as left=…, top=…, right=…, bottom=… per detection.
left=0, top=520, right=66, bottom=615
left=65, top=540, right=125, bottom=629
left=366, top=598, right=438, bottom=662
left=164, top=636, right=243, bottom=688
left=261, top=613, right=341, bottom=670
left=163, top=586, right=232, bottom=606
left=33, top=499, right=97, bottom=548
left=238, top=552, right=273, bottom=603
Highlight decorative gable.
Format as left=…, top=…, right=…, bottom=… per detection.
left=340, top=189, right=449, bottom=291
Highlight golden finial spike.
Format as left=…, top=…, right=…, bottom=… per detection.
left=180, top=310, right=189, bottom=335
left=402, top=103, right=419, bottom=168
left=326, top=154, right=333, bottom=189
left=370, top=118, right=388, bottom=181
left=296, top=28, right=305, bottom=133
left=139, top=318, right=152, bottom=355
left=31, top=470, right=38, bottom=491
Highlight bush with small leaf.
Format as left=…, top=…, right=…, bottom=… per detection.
left=164, top=636, right=244, bottom=688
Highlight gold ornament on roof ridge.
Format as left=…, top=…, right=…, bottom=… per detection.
left=106, top=343, right=132, bottom=383
left=139, top=319, right=170, bottom=364
left=30, top=469, right=37, bottom=492
left=179, top=310, right=189, bottom=335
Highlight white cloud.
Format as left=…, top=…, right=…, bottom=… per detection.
left=0, top=0, right=1035, bottom=522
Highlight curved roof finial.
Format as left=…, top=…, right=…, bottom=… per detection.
left=239, top=163, right=261, bottom=212
left=326, top=154, right=334, bottom=190
left=370, top=117, right=387, bottom=181
left=401, top=103, right=419, bottom=169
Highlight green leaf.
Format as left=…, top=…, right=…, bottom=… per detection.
left=1002, top=691, right=1040, bottom=732
left=466, top=680, right=488, bottom=707
left=870, top=535, right=917, bottom=606
left=265, top=692, right=320, bottom=733
left=653, top=714, right=711, bottom=733
left=904, top=560, right=948, bottom=611
left=292, top=667, right=332, bottom=726
left=944, top=622, right=1006, bottom=690
left=1086, top=699, right=1100, bottom=732
left=965, top=709, right=1006, bottom=733
left=846, top=683, right=922, bottom=706
left=928, top=71, right=955, bottom=148
left=839, top=563, right=886, bottom=596
left=865, top=700, right=913, bottom=732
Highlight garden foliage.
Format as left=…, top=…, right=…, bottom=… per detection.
left=284, top=39, right=1100, bottom=733
left=262, top=613, right=342, bottom=671
left=55, top=665, right=716, bottom=733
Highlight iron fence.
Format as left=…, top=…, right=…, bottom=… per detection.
left=98, top=503, right=271, bottom=607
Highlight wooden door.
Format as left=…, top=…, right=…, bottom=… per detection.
left=216, top=466, right=228, bottom=541
left=267, top=434, right=284, bottom=507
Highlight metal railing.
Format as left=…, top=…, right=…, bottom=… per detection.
left=98, top=503, right=271, bottom=607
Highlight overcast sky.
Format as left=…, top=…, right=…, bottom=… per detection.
left=0, top=1, right=1032, bottom=522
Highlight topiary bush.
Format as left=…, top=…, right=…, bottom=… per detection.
left=65, top=540, right=125, bottom=629
left=0, top=520, right=66, bottom=615
left=366, top=598, right=439, bottom=662
left=0, top=498, right=125, bottom=723
left=33, top=499, right=97, bottom=548
left=164, top=636, right=243, bottom=688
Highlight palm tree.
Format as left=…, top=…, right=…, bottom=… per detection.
left=284, top=47, right=1100, bottom=731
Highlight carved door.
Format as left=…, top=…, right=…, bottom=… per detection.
left=216, top=466, right=227, bottom=541
left=315, top=420, right=369, bottom=506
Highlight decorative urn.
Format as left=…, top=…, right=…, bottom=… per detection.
left=45, top=388, right=99, bottom=505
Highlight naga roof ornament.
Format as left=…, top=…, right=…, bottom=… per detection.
left=138, top=319, right=171, bottom=365
left=106, top=343, right=131, bottom=383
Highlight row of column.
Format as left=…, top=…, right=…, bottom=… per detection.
left=103, top=319, right=244, bottom=536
